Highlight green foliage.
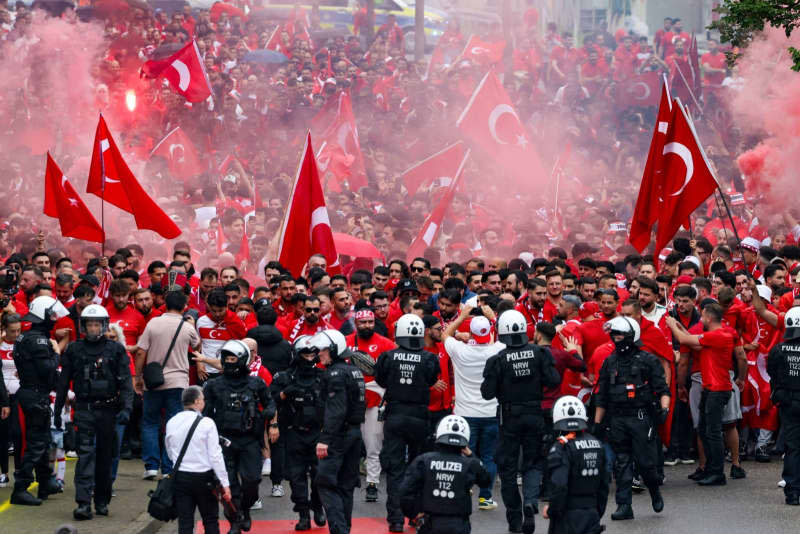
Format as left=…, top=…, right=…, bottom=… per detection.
left=710, top=0, right=800, bottom=70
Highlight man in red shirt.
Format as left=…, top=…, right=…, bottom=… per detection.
left=345, top=309, right=395, bottom=501
left=285, top=295, right=331, bottom=344
left=552, top=295, right=584, bottom=397
left=579, top=49, right=609, bottom=96
left=327, top=287, right=353, bottom=334
left=543, top=270, right=564, bottom=323
left=701, top=38, right=727, bottom=87
left=105, top=279, right=145, bottom=354
left=273, top=275, right=299, bottom=320
left=423, top=314, right=452, bottom=431
left=666, top=303, right=744, bottom=485
left=516, top=278, right=546, bottom=340
left=655, top=17, right=673, bottom=57
left=133, top=288, right=162, bottom=326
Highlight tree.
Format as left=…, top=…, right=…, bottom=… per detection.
left=710, top=0, right=800, bottom=70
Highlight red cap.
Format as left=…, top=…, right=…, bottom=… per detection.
left=579, top=301, right=600, bottom=320
left=385, top=278, right=400, bottom=292
left=676, top=275, right=694, bottom=286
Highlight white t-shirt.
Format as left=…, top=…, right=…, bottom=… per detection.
left=0, top=340, right=19, bottom=394
left=444, top=337, right=503, bottom=418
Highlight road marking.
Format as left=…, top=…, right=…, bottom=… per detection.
left=0, top=482, right=38, bottom=513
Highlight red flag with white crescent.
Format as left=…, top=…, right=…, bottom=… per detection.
left=150, top=126, right=204, bottom=180
left=44, top=152, right=105, bottom=243
left=615, top=71, right=661, bottom=110
left=141, top=39, right=212, bottom=103
left=460, top=34, right=505, bottom=65
left=400, top=141, right=466, bottom=197
left=311, top=91, right=368, bottom=191
left=277, top=133, right=340, bottom=276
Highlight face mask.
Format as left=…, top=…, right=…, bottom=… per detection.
left=223, top=361, right=244, bottom=377
left=297, top=355, right=318, bottom=370
left=357, top=327, right=374, bottom=340
left=613, top=336, right=636, bottom=357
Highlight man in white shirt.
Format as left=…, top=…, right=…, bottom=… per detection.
left=443, top=305, right=504, bottom=511
left=165, top=386, right=230, bottom=534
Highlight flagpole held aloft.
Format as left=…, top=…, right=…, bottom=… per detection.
left=98, top=112, right=106, bottom=256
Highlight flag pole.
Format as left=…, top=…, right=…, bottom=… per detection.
left=673, top=62, right=703, bottom=114
left=715, top=187, right=746, bottom=263
left=99, top=112, right=106, bottom=257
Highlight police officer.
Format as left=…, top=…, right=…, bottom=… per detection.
left=311, top=329, right=365, bottom=534
left=11, top=296, right=67, bottom=506
left=399, top=414, right=491, bottom=534
left=542, top=396, right=609, bottom=534
left=481, top=309, right=560, bottom=534
left=767, top=307, right=800, bottom=505
left=271, top=336, right=327, bottom=530
left=204, top=339, right=275, bottom=534
left=593, top=317, right=669, bottom=521
left=374, top=314, right=440, bottom=533
left=54, top=304, right=134, bottom=520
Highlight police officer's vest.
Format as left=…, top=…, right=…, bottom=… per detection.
left=421, top=452, right=471, bottom=517
left=608, top=352, right=653, bottom=408
left=383, top=349, right=432, bottom=405
left=73, top=340, right=120, bottom=401
left=14, top=331, right=58, bottom=391
left=497, top=344, right=546, bottom=406
left=288, top=369, right=323, bottom=430
left=216, top=379, right=261, bottom=436
left=771, top=342, right=800, bottom=393
left=331, top=360, right=366, bottom=426
left=561, top=433, right=605, bottom=506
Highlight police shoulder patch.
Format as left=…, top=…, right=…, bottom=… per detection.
left=37, top=338, right=49, bottom=345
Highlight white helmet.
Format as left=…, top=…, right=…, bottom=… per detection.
left=310, top=329, right=349, bottom=360
left=395, top=313, right=425, bottom=350
left=553, top=395, right=588, bottom=431
left=219, top=339, right=251, bottom=374
left=605, top=316, right=641, bottom=356
left=435, top=414, right=470, bottom=447
left=785, top=306, right=800, bottom=340
left=24, top=296, right=68, bottom=324
left=80, top=304, right=110, bottom=342
left=497, top=309, right=528, bottom=347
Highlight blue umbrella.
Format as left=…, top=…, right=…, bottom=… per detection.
left=241, top=50, right=288, bottom=65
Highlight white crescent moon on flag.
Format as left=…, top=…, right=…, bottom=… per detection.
left=662, top=142, right=693, bottom=196
left=310, top=206, right=331, bottom=241
left=169, top=143, right=186, bottom=162
left=99, top=138, right=120, bottom=183
left=471, top=46, right=489, bottom=55
left=171, top=59, right=191, bottom=91
left=630, top=81, right=650, bottom=100
left=336, top=123, right=351, bottom=153
left=488, top=104, right=518, bottom=145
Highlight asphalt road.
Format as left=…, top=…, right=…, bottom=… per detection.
left=153, top=458, right=799, bottom=534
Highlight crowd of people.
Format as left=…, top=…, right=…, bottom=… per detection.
left=1, top=1, right=800, bottom=534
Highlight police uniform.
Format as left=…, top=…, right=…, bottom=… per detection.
left=481, top=342, right=560, bottom=531
left=594, top=344, right=668, bottom=517
left=272, top=354, right=326, bottom=528
left=545, top=432, right=609, bottom=534
left=11, top=321, right=62, bottom=504
left=766, top=310, right=800, bottom=505
left=203, top=342, right=275, bottom=534
left=374, top=344, right=440, bottom=529
left=315, top=351, right=366, bottom=534
left=54, top=334, right=133, bottom=517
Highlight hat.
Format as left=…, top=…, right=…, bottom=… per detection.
left=571, top=242, right=598, bottom=257
left=354, top=309, right=374, bottom=321
left=684, top=255, right=702, bottom=269
left=658, top=248, right=672, bottom=262
left=79, top=274, right=100, bottom=287
left=756, top=285, right=773, bottom=301
left=222, top=174, right=237, bottom=184
left=739, top=237, right=761, bottom=253
left=579, top=301, right=600, bottom=320
left=183, top=309, right=199, bottom=323
left=422, top=315, right=440, bottom=329
left=518, top=252, right=534, bottom=267
left=396, top=279, right=419, bottom=295
left=469, top=316, right=492, bottom=344
left=676, top=275, right=694, bottom=286
left=254, top=298, right=271, bottom=312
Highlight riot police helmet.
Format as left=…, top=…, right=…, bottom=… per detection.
left=219, top=339, right=251, bottom=376
left=395, top=313, right=425, bottom=350
left=310, top=329, right=350, bottom=362
left=80, top=304, right=110, bottom=342
left=552, top=395, right=588, bottom=431
left=23, top=296, right=68, bottom=326
left=293, top=334, right=320, bottom=365
left=785, top=306, right=800, bottom=340
left=497, top=309, right=528, bottom=347
left=435, top=414, right=471, bottom=447
left=605, top=316, right=641, bottom=357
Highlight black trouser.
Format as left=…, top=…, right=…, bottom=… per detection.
left=608, top=411, right=659, bottom=505
left=698, top=390, right=728, bottom=476
left=0, top=394, right=21, bottom=474
left=667, top=397, right=693, bottom=459
left=781, top=404, right=800, bottom=499
left=497, top=410, right=544, bottom=527
left=418, top=515, right=471, bottom=534
left=223, top=435, right=263, bottom=519
left=174, top=470, right=220, bottom=534
left=316, top=425, right=362, bottom=534
left=13, top=388, right=51, bottom=492
left=74, top=405, right=117, bottom=506
left=547, top=508, right=603, bottom=534
left=285, top=427, right=322, bottom=515
left=270, top=432, right=286, bottom=486
left=381, top=410, right=428, bottom=524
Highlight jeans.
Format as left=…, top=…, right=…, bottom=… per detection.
left=699, top=389, right=729, bottom=476
left=464, top=416, right=498, bottom=500
left=142, top=388, right=183, bottom=474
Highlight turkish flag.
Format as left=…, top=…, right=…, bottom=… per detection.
left=615, top=71, right=661, bottom=110
left=87, top=115, right=182, bottom=239
left=461, top=35, right=505, bottom=65
left=44, top=153, right=105, bottom=244
left=150, top=126, right=204, bottom=180
left=141, top=39, right=212, bottom=103
left=654, top=100, right=719, bottom=253
left=689, top=34, right=703, bottom=99
left=456, top=70, right=546, bottom=183
left=629, top=79, right=672, bottom=252
left=406, top=150, right=470, bottom=263
left=311, top=91, right=368, bottom=191
left=277, top=133, right=340, bottom=277
left=401, top=141, right=465, bottom=197
left=316, top=140, right=354, bottom=193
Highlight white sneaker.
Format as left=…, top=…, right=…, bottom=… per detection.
left=0, top=474, right=8, bottom=487
left=250, top=498, right=263, bottom=510
left=271, top=484, right=284, bottom=497
left=66, top=451, right=78, bottom=459
left=143, top=469, right=158, bottom=480
left=779, top=479, right=787, bottom=488
left=262, top=458, right=271, bottom=476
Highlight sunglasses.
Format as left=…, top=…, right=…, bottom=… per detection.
left=411, top=266, right=426, bottom=272
left=305, top=308, right=320, bottom=313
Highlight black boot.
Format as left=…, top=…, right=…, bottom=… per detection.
left=38, top=477, right=62, bottom=500
left=313, top=506, right=326, bottom=527
left=96, top=503, right=109, bottom=516
left=786, top=494, right=800, bottom=506
left=228, top=522, right=242, bottom=534
left=522, top=504, right=536, bottom=534
left=240, top=510, right=252, bottom=532
left=611, top=504, right=634, bottom=520
left=295, top=514, right=311, bottom=531
left=649, top=486, right=664, bottom=513
left=10, top=489, right=42, bottom=506
left=73, top=504, right=93, bottom=520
